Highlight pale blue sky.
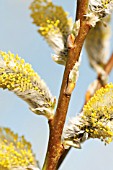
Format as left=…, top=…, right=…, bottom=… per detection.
left=0, top=1, right=113, bottom=170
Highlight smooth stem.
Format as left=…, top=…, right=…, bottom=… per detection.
left=42, top=0, right=90, bottom=169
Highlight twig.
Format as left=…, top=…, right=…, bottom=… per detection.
left=85, top=53, right=113, bottom=103
left=42, top=0, right=90, bottom=169
left=105, top=53, right=113, bottom=74
left=57, top=52, right=113, bottom=169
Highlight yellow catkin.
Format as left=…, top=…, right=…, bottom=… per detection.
left=63, top=84, right=113, bottom=149
left=0, top=128, right=37, bottom=169
left=30, top=0, right=73, bottom=65
left=0, top=51, right=55, bottom=116
left=83, top=83, right=113, bottom=143
left=0, top=51, right=39, bottom=92
left=30, top=0, right=72, bottom=37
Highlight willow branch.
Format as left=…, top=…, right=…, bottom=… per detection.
left=42, top=0, right=90, bottom=170
left=57, top=52, right=113, bottom=169
left=76, top=0, right=89, bottom=20
left=76, top=0, right=82, bottom=20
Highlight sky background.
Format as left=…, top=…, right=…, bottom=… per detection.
left=0, top=0, right=113, bottom=170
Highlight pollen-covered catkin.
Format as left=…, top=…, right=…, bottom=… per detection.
left=30, top=0, right=73, bottom=65
left=0, top=127, right=39, bottom=169
left=0, top=51, right=56, bottom=118
left=63, top=83, right=113, bottom=149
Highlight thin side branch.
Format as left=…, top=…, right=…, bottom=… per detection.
left=86, top=53, right=113, bottom=103
left=105, top=53, right=113, bottom=74
left=42, top=0, right=90, bottom=169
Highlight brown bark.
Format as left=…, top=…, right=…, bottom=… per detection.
left=42, top=0, right=90, bottom=169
